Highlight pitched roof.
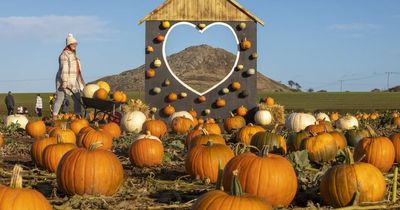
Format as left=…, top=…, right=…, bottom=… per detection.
left=138, top=0, right=265, bottom=26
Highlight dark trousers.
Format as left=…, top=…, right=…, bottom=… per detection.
left=36, top=108, right=42, bottom=117
left=7, top=106, right=13, bottom=115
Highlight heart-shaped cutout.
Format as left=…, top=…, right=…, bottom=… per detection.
left=163, top=22, right=240, bottom=96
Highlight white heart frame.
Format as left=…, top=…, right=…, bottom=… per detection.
left=162, top=22, right=240, bottom=96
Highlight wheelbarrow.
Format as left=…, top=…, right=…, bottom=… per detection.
left=66, top=88, right=122, bottom=123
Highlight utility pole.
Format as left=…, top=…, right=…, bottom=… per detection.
left=339, top=80, right=343, bottom=92
left=385, top=72, right=395, bottom=90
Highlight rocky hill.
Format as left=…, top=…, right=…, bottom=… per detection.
left=95, top=45, right=291, bottom=92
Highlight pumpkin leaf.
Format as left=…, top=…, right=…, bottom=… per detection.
left=287, top=150, right=311, bottom=171
left=163, top=152, right=172, bottom=163
left=170, top=140, right=185, bottom=150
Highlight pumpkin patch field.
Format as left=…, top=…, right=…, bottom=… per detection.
left=0, top=95, right=400, bottom=209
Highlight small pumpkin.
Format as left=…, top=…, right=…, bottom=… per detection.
left=215, top=98, right=226, bottom=108
left=153, top=58, right=162, bottom=68
left=236, top=64, right=244, bottom=71
left=222, top=88, right=230, bottom=94
left=25, top=120, right=46, bottom=139
left=42, top=136, right=77, bottom=173
left=204, top=109, right=211, bottom=115
left=247, top=68, right=256, bottom=75
left=235, top=123, right=265, bottom=145
left=304, top=120, right=334, bottom=134
left=240, top=37, right=252, bottom=50
left=250, top=129, right=287, bottom=155
left=224, top=113, right=246, bottom=134
left=142, top=116, right=168, bottom=139
left=161, top=21, right=170, bottom=29
left=236, top=105, right=248, bottom=117
left=254, top=109, right=272, bottom=126
left=198, top=23, right=206, bottom=29
left=301, top=132, right=338, bottom=162
left=189, top=129, right=226, bottom=149
left=171, top=116, right=193, bottom=134
left=146, top=68, right=156, bottom=78
left=263, top=97, right=275, bottom=106
left=163, top=104, right=175, bottom=116
left=70, top=118, right=89, bottom=135
left=287, top=131, right=310, bottom=151
left=186, top=141, right=234, bottom=183
left=0, top=165, right=52, bottom=210
left=112, top=91, right=124, bottom=102
left=155, top=34, right=165, bottom=42
left=167, top=92, right=178, bottom=102
left=393, top=117, right=400, bottom=128
left=129, top=132, right=164, bottom=167
left=146, top=46, right=154, bottom=53
left=94, top=88, right=108, bottom=100
left=49, top=123, right=76, bottom=144
left=345, top=128, right=371, bottom=147
left=0, top=133, right=4, bottom=147
left=238, top=22, right=247, bottom=30
left=251, top=52, right=258, bottom=59
left=180, top=92, right=188, bottom=98
left=163, top=79, right=171, bottom=86
left=101, top=121, right=121, bottom=139
left=197, top=95, right=206, bottom=103
left=330, top=112, right=340, bottom=122
left=152, top=87, right=161, bottom=94
left=231, top=81, right=241, bottom=90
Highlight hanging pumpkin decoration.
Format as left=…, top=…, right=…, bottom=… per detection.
left=215, top=98, right=226, bottom=108
left=198, top=23, right=207, bottom=29
left=167, top=92, right=178, bottom=102
left=224, top=113, right=246, bottom=134
left=235, top=123, right=265, bottom=145
left=231, top=81, right=241, bottom=90
left=161, top=21, right=170, bottom=29
left=153, top=58, right=162, bottom=68
left=247, top=68, right=256, bottom=75
left=142, top=116, right=168, bottom=139
left=155, top=34, right=165, bottom=43
left=146, top=68, right=156, bottom=78
left=197, top=95, right=206, bottom=103
left=251, top=52, right=258, bottom=59
left=43, top=136, right=77, bottom=173
left=146, top=46, right=154, bottom=54
left=152, top=87, right=161, bottom=94
left=236, top=105, right=248, bottom=117
left=222, top=88, right=230, bottom=94
left=185, top=141, right=234, bottom=183
left=163, top=79, right=171, bottom=86
left=204, top=109, right=211, bottom=115
left=163, top=104, right=175, bottom=116
left=129, top=132, right=164, bottom=167
left=301, top=132, right=338, bottom=162
left=180, top=92, right=188, bottom=98
left=240, top=38, right=252, bottom=50
left=57, top=142, right=124, bottom=196
left=25, top=120, right=46, bottom=139
left=236, top=64, right=244, bottom=71
left=238, top=22, right=247, bottom=30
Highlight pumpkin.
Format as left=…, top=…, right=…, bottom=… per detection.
left=305, top=120, right=333, bottom=134
left=390, top=133, right=400, bottom=163
left=285, top=112, right=316, bottom=132
left=240, top=90, right=249, bottom=98
left=224, top=113, right=246, bottom=134
left=254, top=110, right=272, bottom=126
left=301, top=132, right=338, bottom=162
left=198, top=23, right=206, bottom=29
left=235, top=123, right=265, bottom=145
left=236, top=105, right=248, bottom=116
left=112, top=91, right=124, bottom=102
left=57, top=143, right=124, bottom=196
left=0, top=134, right=3, bottom=147
left=146, top=46, right=154, bottom=53
left=215, top=98, right=226, bottom=108
left=5, top=114, right=29, bottom=129
left=0, top=165, right=52, bottom=210
left=146, top=68, right=156, bottom=78
left=42, top=136, right=77, bottom=173
left=329, top=131, right=347, bottom=150
left=129, top=132, right=164, bottom=167
left=180, top=92, right=188, bottom=98
left=31, top=136, right=57, bottom=167
left=121, top=110, right=147, bottom=133
left=240, top=38, right=252, bottom=50
left=49, top=123, right=76, bottom=144
left=192, top=170, right=272, bottom=210
left=247, top=68, right=256, bottom=75
left=161, top=21, right=170, bottom=29
left=315, top=112, right=331, bottom=122
left=163, top=104, right=175, bottom=116
left=94, top=88, right=108, bottom=100
left=78, top=126, right=113, bottom=150
left=186, top=141, right=234, bottom=183
left=25, top=120, right=46, bottom=139
left=238, top=22, right=247, bottom=30
left=222, top=88, right=230, bottom=94
left=189, top=109, right=197, bottom=118
left=204, top=109, right=211, bottom=115
left=251, top=52, right=258, bottom=59
left=197, top=119, right=222, bottom=135
left=320, top=148, right=386, bottom=208
left=287, top=131, right=310, bottom=151
left=155, top=34, right=165, bottom=42
left=231, top=81, right=241, bottom=90
left=250, top=130, right=287, bottom=155
left=101, top=121, right=121, bottom=139
left=96, top=81, right=110, bottom=93
left=169, top=111, right=194, bottom=123
left=164, top=79, right=171, bottom=86
left=223, top=149, right=298, bottom=207
left=142, top=116, right=168, bottom=139
left=153, top=58, right=162, bottom=68
left=354, top=126, right=395, bottom=172
left=190, top=129, right=226, bottom=149
left=171, top=116, right=193, bottom=134
left=70, top=118, right=89, bottom=135
left=197, top=95, right=206, bottom=103
left=186, top=126, right=204, bottom=148
left=336, top=115, right=359, bottom=130
left=83, top=84, right=100, bottom=98
left=393, top=117, right=400, bottom=128
left=330, top=112, right=340, bottom=122
left=263, top=97, right=274, bottom=106
left=345, top=128, right=371, bottom=147
left=166, top=92, right=177, bottom=102
left=236, top=64, right=244, bottom=71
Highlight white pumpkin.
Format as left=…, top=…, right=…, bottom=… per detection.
left=169, top=111, right=193, bottom=124
left=315, top=112, right=331, bottom=122
left=254, top=110, right=272, bottom=126
left=5, top=114, right=29, bottom=129
left=134, top=132, right=161, bottom=143
left=83, top=84, right=100, bottom=98
left=285, top=113, right=316, bottom=132
left=336, top=115, right=359, bottom=130
left=121, top=111, right=147, bottom=133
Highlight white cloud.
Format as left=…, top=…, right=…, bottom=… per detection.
left=328, top=23, right=379, bottom=31
left=0, top=15, right=115, bottom=42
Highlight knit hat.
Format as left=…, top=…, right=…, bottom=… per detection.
left=66, top=33, right=77, bottom=46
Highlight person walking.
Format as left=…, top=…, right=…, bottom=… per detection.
left=4, top=91, right=15, bottom=115
left=35, top=94, right=43, bottom=117
left=61, top=97, right=70, bottom=114
left=49, top=94, right=56, bottom=113
left=52, top=33, right=85, bottom=119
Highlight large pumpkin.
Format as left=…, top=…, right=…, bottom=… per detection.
left=336, top=115, right=359, bottom=130
left=142, top=117, right=167, bottom=139
left=285, top=113, right=316, bottom=132
left=354, top=127, right=395, bottom=172
left=250, top=131, right=287, bottom=155
left=192, top=171, right=272, bottom=210
left=301, top=132, right=338, bottom=162
left=186, top=141, right=234, bottom=183
left=320, top=149, right=386, bottom=207
left=57, top=143, right=124, bottom=196
left=224, top=113, right=246, bottom=134
left=287, top=131, right=310, bottom=151
left=235, top=124, right=265, bottom=145
left=70, top=118, right=89, bottom=135
left=121, top=110, right=147, bottom=133
left=223, top=150, right=298, bottom=207
left=49, top=123, right=76, bottom=144
left=42, top=137, right=77, bottom=173
left=345, top=128, right=371, bottom=147
left=185, top=126, right=204, bottom=148
left=5, top=114, right=29, bottom=129
left=329, top=131, right=347, bottom=150
left=101, top=121, right=122, bottom=139
left=390, top=133, right=400, bottom=163
left=171, top=116, right=193, bottom=134
left=31, top=136, right=57, bottom=167
left=0, top=165, right=52, bottom=210
left=25, top=120, right=46, bottom=139
left=189, top=129, right=226, bottom=149
left=129, top=132, right=164, bottom=167
left=78, top=127, right=113, bottom=150
left=82, top=84, right=100, bottom=98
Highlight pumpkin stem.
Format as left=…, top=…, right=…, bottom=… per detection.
left=248, top=123, right=254, bottom=127
left=365, top=125, right=377, bottom=137
left=230, top=112, right=235, bottom=117
left=201, top=129, right=209, bottom=136
left=271, top=124, right=279, bottom=134
left=151, top=114, right=156, bottom=120
left=215, top=160, right=224, bottom=191
left=10, top=165, right=23, bottom=189
left=260, top=145, right=270, bottom=157
left=230, top=170, right=243, bottom=196
left=344, top=148, right=355, bottom=164
left=89, top=141, right=104, bottom=151
left=61, top=122, right=68, bottom=130
left=145, top=130, right=152, bottom=136
left=56, top=134, right=64, bottom=144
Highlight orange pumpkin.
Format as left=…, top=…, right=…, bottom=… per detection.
left=329, top=131, right=347, bottom=150
left=101, top=122, right=121, bottom=139
left=42, top=136, right=77, bottom=173
left=235, top=123, right=265, bottom=145
left=57, top=143, right=124, bottom=196
left=236, top=105, right=248, bottom=116
left=167, top=92, right=178, bottom=102
left=330, top=112, right=340, bottom=122
left=231, top=82, right=241, bottom=90
left=186, top=126, right=204, bottom=148
left=189, top=129, right=226, bottom=149
left=70, top=118, right=89, bottom=135
left=215, top=98, right=226, bottom=108
left=189, top=109, right=197, bottom=118
left=142, top=117, right=168, bottom=139
left=263, top=97, right=275, bottom=106
left=224, top=113, right=246, bottom=134
left=171, top=117, right=193, bottom=134
left=197, top=119, right=222, bottom=135
left=185, top=141, right=234, bottom=183
left=0, top=165, right=52, bottom=210
left=146, top=68, right=156, bottom=78
left=197, top=95, right=206, bottom=103
left=301, top=132, right=338, bottom=162
left=31, top=136, right=57, bottom=167
left=77, top=127, right=113, bottom=150
left=240, top=38, right=252, bottom=50
left=390, top=133, right=400, bottom=163
left=49, top=123, right=76, bottom=144
left=129, top=133, right=164, bottom=167
left=163, top=104, right=175, bottom=116
left=94, top=88, right=108, bottom=100
left=155, top=34, right=165, bottom=42
left=25, top=120, right=46, bottom=139
left=394, top=117, right=400, bottom=128
left=0, top=134, right=4, bottom=147
left=112, top=91, right=124, bottom=102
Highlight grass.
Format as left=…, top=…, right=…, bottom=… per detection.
left=1, top=91, right=399, bottom=116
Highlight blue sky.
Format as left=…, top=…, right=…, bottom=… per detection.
left=0, top=0, right=399, bottom=93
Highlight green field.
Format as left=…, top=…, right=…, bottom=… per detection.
left=1, top=91, right=399, bottom=116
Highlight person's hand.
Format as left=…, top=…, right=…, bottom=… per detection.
left=62, top=81, right=68, bottom=89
